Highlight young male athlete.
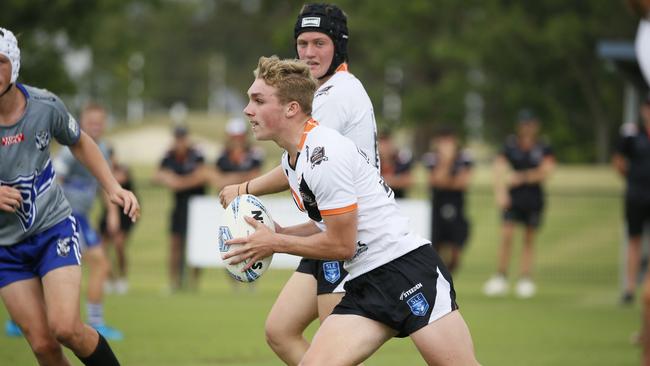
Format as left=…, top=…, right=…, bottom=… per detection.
left=0, top=27, right=139, bottom=365
left=219, top=4, right=379, bottom=364
left=224, top=56, right=478, bottom=365
left=483, top=109, right=555, bottom=298
left=54, top=103, right=123, bottom=339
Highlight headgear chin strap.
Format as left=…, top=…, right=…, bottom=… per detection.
left=294, top=3, right=349, bottom=79
left=0, top=27, right=20, bottom=84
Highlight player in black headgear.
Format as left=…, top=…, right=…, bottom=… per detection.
left=294, top=3, right=349, bottom=80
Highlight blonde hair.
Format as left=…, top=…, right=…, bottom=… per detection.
left=254, top=56, right=317, bottom=115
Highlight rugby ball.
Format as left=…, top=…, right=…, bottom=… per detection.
left=218, top=194, right=275, bottom=282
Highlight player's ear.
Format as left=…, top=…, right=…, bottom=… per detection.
left=285, top=101, right=300, bottom=118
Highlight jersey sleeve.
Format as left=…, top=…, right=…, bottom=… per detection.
left=303, top=142, right=357, bottom=216
left=50, top=94, right=81, bottom=146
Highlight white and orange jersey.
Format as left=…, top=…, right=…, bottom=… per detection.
left=281, top=119, right=429, bottom=279
left=312, top=64, right=379, bottom=169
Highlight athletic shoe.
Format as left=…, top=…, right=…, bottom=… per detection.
left=5, top=320, right=22, bottom=337
left=515, top=278, right=536, bottom=298
left=114, top=279, right=129, bottom=295
left=93, top=324, right=124, bottom=341
left=483, top=274, right=508, bottom=297
left=621, top=291, right=635, bottom=305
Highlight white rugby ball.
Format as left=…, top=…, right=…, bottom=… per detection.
left=218, top=194, right=275, bottom=282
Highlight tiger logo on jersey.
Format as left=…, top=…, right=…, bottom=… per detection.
left=310, top=146, right=328, bottom=168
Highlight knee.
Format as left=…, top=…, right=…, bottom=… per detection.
left=50, top=321, right=83, bottom=346
left=265, top=319, right=297, bottom=350
left=30, top=337, right=61, bottom=359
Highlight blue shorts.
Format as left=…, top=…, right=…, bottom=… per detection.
left=0, top=216, right=82, bottom=288
left=73, top=213, right=101, bottom=249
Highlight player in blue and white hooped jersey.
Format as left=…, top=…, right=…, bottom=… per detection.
left=224, top=56, right=478, bottom=365
left=54, top=102, right=124, bottom=340
left=218, top=4, right=379, bottom=364
left=0, top=27, right=139, bottom=366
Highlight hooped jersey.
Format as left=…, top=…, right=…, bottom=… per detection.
left=281, top=120, right=429, bottom=279
left=0, top=84, right=80, bottom=246
left=312, top=65, right=379, bottom=169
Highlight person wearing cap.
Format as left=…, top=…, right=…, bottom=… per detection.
left=0, top=27, right=138, bottom=365
left=154, top=126, right=207, bottom=292
left=218, top=4, right=380, bottom=364
left=483, top=109, right=555, bottom=299
left=613, top=95, right=650, bottom=305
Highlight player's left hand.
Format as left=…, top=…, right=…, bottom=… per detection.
left=223, top=216, right=276, bottom=270
left=109, top=188, right=140, bottom=223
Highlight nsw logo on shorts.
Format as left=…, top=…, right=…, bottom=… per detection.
left=406, top=292, right=429, bottom=317
left=322, top=261, right=341, bottom=284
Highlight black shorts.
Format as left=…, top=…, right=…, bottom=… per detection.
left=99, top=210, right=135, bottom=236
left=296, top=258, right=347, bottom=295
left=625, top=198, right=650, bottom=237
left=432, top=214, right=469, bottom=248
left=332, top=244, right=458, bottom=338
left=503, top=206, right=543, bottom=228
left=170, top=207, right=189, bottom=236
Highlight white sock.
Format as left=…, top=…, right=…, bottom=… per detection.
left=87, top=302, right=104, bottom=327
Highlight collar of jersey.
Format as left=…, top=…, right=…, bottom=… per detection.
left=335, top=63, right=348, bottom=72
left=297, top=118, right=319, bottom=150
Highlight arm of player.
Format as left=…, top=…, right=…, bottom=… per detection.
left=219, top=165, right=289, bottom=208
left=70, top=131, right=140, bottom=221
left=224, top=210, right=357, bottom=270
left=494, top=155, right=510, bottom=210
left=0, top=185, right=22, bottom=213
left=522, top=156, right=556, bottom=184
left=612, top=153, right=628, bottom=178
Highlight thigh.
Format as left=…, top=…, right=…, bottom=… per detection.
left=410, top=310, right=478, bottom=366
left=317, top=292, right=344, bottom=323
left=266, top=271, right=318, bottom=333
left=41, top=265, right=82, bottom=326
left=302, top=314, right=395, bottom=366
left=0, top=278, right=53, bottom=340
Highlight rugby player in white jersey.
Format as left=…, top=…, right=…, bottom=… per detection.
left=225, top=56, right=478, bottom=365
left=0, top=27, right=139, bottom=365
left=219, top=4, right=379, bottom=364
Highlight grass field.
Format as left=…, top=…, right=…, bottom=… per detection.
left=0, top=157, right=642, bottom=364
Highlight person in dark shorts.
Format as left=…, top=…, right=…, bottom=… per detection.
left=154, top=126, right=206, bottom=291
left=422, top=127, right=473, bottom=273
left=483, top=109, right=555, bottom=298
left=378, top=129, right=414, bottom=199
left=613, top=94, right=650, bottom=305
left=225, top=55, right=478, bottom=365
left=100, top=147, right=137, bottom=295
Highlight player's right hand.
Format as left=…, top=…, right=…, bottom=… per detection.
left=219, top=183, right=243, bottom=208
left=0, top=186, right=22, bottom=213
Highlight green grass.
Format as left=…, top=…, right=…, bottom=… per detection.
left=0, top=164, right=641, bottom=365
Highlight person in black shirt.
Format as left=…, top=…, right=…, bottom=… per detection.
left=613, top=95, right=650, bottom=305
left=99, top=147, right=137, bottom=295
left=422, top=127, right=473, bottom=273
left=483, top=110, right=555, bottom=298
left=216, top=118, right=264, bottom=186
left=378, top=130, right=413, bottom=199
left=154, top=126, right=207, bottom=291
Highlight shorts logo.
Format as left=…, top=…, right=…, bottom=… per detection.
left=406, top=292, right=429, bottom=317
left=310, top=146, right=328, bottom=168
left=322, top=261, right=341, bottom=284
left=35, top=130, right=50, bottom=151
left=57, top=237, right=71, bottom=257
left=301, top=17, right=321, bottom=28
left=218, top=226, right=233, bottom=253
